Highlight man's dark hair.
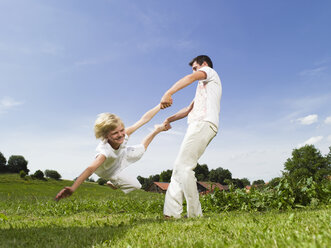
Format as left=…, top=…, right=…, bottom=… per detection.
left=189, top=55, right=213, bottom=68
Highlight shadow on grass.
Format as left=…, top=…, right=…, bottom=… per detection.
left=0, top=217, right=177, bottom=248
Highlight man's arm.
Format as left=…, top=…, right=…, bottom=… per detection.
left=55, top=155, right=106, bottom=201
left=160, top=70, right=206, bottom=109
left=125, top=104, right=161, bottom=137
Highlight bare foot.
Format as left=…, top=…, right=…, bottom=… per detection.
left=106, top=181, right=118, bottom=190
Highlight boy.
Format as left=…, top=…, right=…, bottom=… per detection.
left=55, top=104, right=169, bottom=200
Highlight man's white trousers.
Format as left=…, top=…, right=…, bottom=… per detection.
left=163, top=121, right=217, bottom=218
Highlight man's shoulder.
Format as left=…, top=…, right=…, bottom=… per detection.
left=199, top=66, right=218, bottom=75
left=199, top=66, right=220, bottom=82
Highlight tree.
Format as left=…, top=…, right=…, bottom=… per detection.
left=284, top=145, right=331, bottom=182
left=44, top=170, right=62, bottom=180
left=0, top=152, right=7, bottom=173
left=327, top=146, right=331, bottom=167
left=151, top=174, right=160, bottom=182
left=208, top=167, right=232, bottom=184
left=160, top=170, right=172, bottom=182
left=97, top=178, right=107, bottom=185
left=240, top=178, right=251, bottom=187
left=194, top=163, right=209, bottom=181
left=137, top=176, right=153, bottom=190
left=252, top=179, right=265, bottom=186
left=33, top=170, right=45, bottom=180
left=231, top=178, right=245, bottom=189
left=7, top=155, right=29, bottom=174
left=268, top=177, right=281, bottom=188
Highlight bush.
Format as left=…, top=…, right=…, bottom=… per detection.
left=19, top=170, right=27, bottom=179
left=33, top=170, right=45, bottom=180
left=201, top=177, right=331, bottom=212
left=97, top=178, right=107, bottom=185
left=44, top=170, right=61, bottom=180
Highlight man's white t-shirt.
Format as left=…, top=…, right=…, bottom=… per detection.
left=188, top=66, right=222, bottom=129
left=94, top=135, right=145, bottom=179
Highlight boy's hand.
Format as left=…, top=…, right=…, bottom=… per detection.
left=163, top=119, right=171, bottom=130
left=55, top=187, right=74, bottom=201
left=155, top=123, right=171, bottom=132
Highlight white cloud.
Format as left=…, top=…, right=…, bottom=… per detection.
left=75, top=58, right=99, bottom=66
left=296, top=114, right=318, bottom=125
left=324, top=116, right=331, bottom=124
left=298, top=136, right=323, bottom=147
left=299, top=66, right=327, bottom=76
left=284, top=94, right=331, bottom=115
left=0, top=96, right=23, bottom=113
left=327, top=135, right=331, bottom=142
left=41, top=42, right=64, bottom=56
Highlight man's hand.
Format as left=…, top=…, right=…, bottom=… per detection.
left=163, top=119, right=171, bottom=130
left=154, top=122, right=171, bottom=132
left=160, top=92, right=173, bottom=109
left=55, top=187, right=74, bottom=201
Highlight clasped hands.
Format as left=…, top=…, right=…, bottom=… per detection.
left=160, top=93, right=173, bottom=130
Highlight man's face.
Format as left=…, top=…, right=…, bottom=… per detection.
left=192, top=61, right=206, bottom=72
left=107, top=124, right=125, bottom=147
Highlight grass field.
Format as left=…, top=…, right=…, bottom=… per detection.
left=1, top=174, right=330, bottom=247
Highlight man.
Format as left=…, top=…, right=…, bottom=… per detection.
left=160, top=55, right=222, bottom=218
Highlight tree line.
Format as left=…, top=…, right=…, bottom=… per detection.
left=138, top=145, right=331, bottom=191
left=1, top=144, right=330, bottom=188
left=0, top=152, right=61, bottom=180
left=137, top=165, right=262, bottom=191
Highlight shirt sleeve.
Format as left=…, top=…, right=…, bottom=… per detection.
left=198, top=67, right=213, bottom=82
left=125, top=144, right=146, bottom=164
left=95, top=142, right=112, bottom=158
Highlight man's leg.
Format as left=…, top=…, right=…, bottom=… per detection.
left=175, top=121, right=217, bottom=217
left=163, top=172, right=184, bottom=218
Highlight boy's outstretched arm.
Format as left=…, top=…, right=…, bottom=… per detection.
left=55, top=155, right=106, bottom=201
left=142, top=123, right=171, bottom=150
left=125, top=104, right=161, bottom=136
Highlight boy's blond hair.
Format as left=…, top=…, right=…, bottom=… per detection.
left=94, top=113, right=124, bottom=140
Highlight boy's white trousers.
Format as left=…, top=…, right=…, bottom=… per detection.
left=163, top=121, right=217, bottom=218
left=109, top=170, right=142, bottom=194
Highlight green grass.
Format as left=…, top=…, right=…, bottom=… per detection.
left=1, top=174, right=330, bottom=248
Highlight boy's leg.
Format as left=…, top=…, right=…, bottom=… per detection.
left=110, top=171, right=142, bottom=194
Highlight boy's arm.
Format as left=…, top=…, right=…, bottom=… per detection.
left=142, top=123, right=170, bottom=150
left=160, top=71, right=206, bottom=109
left=125, top=104, right=161, bottom=137
left=55, top=155, right=106, bottom=201
left=164, top=101, right=194, bottom=125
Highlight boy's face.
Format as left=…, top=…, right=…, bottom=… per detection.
left=107, top=124, right=125, bottom=148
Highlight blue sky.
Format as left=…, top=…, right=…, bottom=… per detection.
left=1, top=0, right=330, bottom=183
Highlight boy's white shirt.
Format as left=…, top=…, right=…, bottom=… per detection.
left=187, top=66, right=222, bottom=129
left=94, top=134, right=145, bottom=179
